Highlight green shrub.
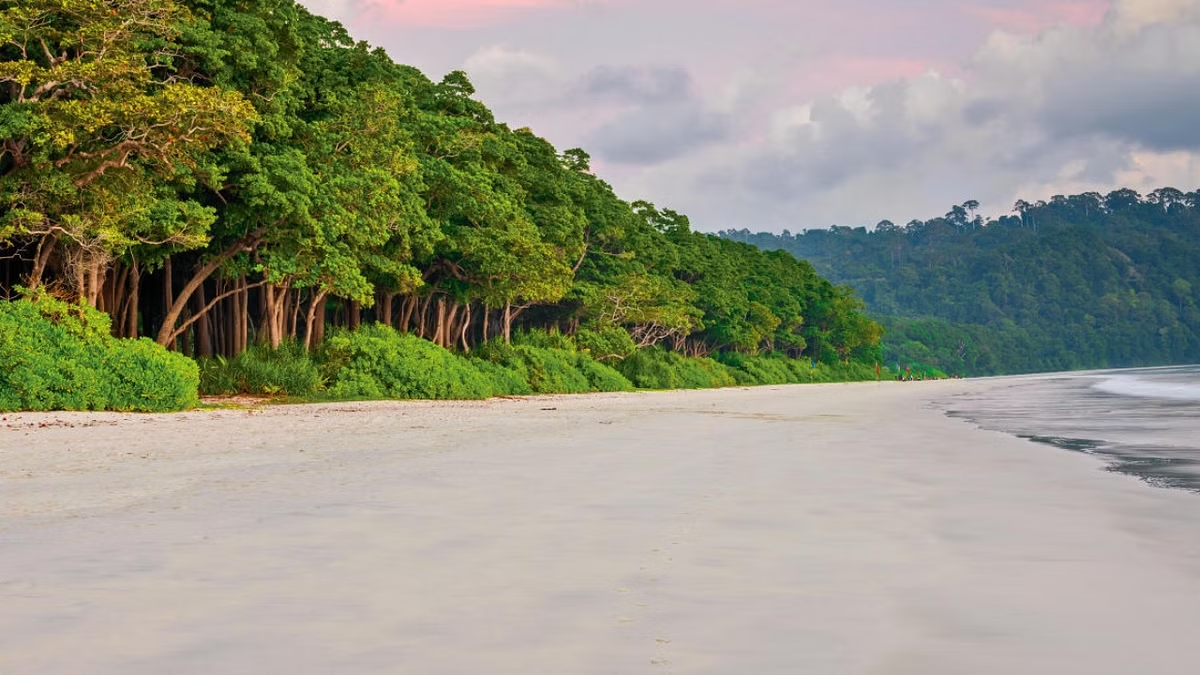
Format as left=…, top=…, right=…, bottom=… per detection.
left=474, top=337, right=634, bottom=394
left=197, top=340, right=323, bottom=396
left=616, top=348, right=736, bottom=390
left=511, top=327, right=577, bottom=351
left=575, top=327, right=636, bottom=362
left=0, top=296, right=198, bottom=412
left=808, top=360, right=883, bottom=383
left=317, top=324, right=493, bottom=400
left=468, top=358, right=533, bottom=396
left=509, top=345, right=591, bottom=394
left=575, top=357, right=635, bottom=392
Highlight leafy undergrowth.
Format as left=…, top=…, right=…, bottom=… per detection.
left=195, top=325, right=888, bottom=405
left=0, top=296, right=198, bottom=412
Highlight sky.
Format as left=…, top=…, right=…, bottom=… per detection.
left=297, top=0, right=1200, bottom=233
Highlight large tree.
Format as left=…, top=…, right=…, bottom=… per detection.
left=0, top=0, right=255, bottom=304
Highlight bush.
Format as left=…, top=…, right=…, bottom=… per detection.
left=511, top=328, right=577, bottom=351
left=715, top=352, right=795, bottom=385
left=616, top=348, right=736, bottom=390
left=809, top=360, right=884, bottom=383
left=197, top=340, right=323, bottom=396
left=575, top=327, right=637, bottom=362
left=317, top=324, right=494, bottom=400
left=576, top=357, right=635, bottom=392
left=480, top=342, right=589, bottom=394
left=468, top=358, right=532, bottom=396
left=0, top=296, right=198, bottom=412
left=475, top=338, right=634, bottom=394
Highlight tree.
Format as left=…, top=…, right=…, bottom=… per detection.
left=0, top=0, right=256, bottom=303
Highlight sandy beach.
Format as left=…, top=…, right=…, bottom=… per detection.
left=2, top=379, right=1200, bottom=674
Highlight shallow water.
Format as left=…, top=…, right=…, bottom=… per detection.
left=942, top=366, right=1200, bottom=493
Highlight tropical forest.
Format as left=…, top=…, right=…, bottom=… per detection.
left=0, top=0, right=885, bottom=412
left=724, top=189, right=1200, bottom=376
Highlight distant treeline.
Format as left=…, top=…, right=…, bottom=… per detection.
left=723, top=188, right=1200, bottom=375
left=0, top=0, right=880, bottom=371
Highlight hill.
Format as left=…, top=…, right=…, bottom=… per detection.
left=723, top=189, right=1200, bottom=375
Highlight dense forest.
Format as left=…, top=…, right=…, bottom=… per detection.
left=0, top=0, right=882, bottom=410
left=723, top=189, right=1200, bottom=375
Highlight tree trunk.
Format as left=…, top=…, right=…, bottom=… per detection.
left=460, top=302, right=472, bottom=352
left=289, top=288, right=302, bottom=340
left=125, top=260, right=139, bottom=338
left=27, top=234, right=55, bottom=290
left=194, top=281, right=212, bottom=358
left=85, top=255, right=104, bottom=309
left=417, top=294, right=432, bottom=339
left=263, top=282, right=288, bottom=349
left=99, top=267, right=115, bottom=316
left=380, top=292, right=395, bottom=328
left=399, top=295, right=417, bottom=333
left=163, top=257, right=174, bottom=323
left=235, top=274, right=248, bottom=355
left=435, top=297, right=450, bottom=347
left=348, top=300, right=361, bottom=331
left=303, top=289, right=329, bottom=350
left=481, top=304, right=490, bottom=345
left=443, top=302, right=461, bottom=349
left=313, top=294, right=326, bottom=346
left=503, top=301, right=512, bottom=344
left=154, top=228, right=266, bottom=347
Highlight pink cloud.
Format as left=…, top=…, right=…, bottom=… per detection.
left=355, top=0, right=572, bottom=28
left=966, top=1, right=1109, bottom=33
left=787, top=57, right=945, bottom=100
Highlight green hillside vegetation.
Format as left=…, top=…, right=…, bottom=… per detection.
left=723, top=189, right=1200, bottom=375
left=0, top=0, right=882, bottom=410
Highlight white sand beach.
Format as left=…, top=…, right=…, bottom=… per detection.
left=2, top=379, right=1200, bottom=674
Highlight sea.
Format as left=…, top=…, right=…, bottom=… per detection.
left=942, top=365, right=1200, bottom=494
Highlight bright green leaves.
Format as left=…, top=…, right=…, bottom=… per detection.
left=1, top=0, right=881, bottom=369
left=1, top=0, right=256, bottom=302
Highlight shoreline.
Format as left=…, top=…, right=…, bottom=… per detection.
left=3, top=379, right=1200, bottom=673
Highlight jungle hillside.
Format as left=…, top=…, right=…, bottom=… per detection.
left=723, top=189, right=1200, bottom=376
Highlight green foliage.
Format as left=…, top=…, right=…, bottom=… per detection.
left=511, top=328, right=577, bottom=351
left=513, top=346, right=591, bottom=394
left=574, top=327, right=637, bottom=362
left=317, top=324, right=493, bottom=400
left=616, top=348, right=737, bottom=390
left=725, top=188, right=1200, bottom=375
left=575, top=358, right=636, bottom=393
left=0, top=0, right=257, bottom=299
left=474, top=337, right=634, bottom=393
left=0, top=297, right=197, bottom=412
left=197, top=340, right=322, bottom=396
left=1, top=0, right=886, bottom=404
left=714, top=352, right=796, bottom=385
left=467, top=358, right=533, bottom=396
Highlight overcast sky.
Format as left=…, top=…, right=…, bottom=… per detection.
left=297, top=0, right=1200, bottom=232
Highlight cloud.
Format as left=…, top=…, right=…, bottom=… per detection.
left=462, top=56, right=736, bottom=165
left=587, top=105, right=732, bottom=165
left=298, top=0, right=1200, bottom=231
left=676, top=0, right=1200, bottom=229
left=342, top=0, right=572, bottom=28
left=573, top=65, right=693, bottom=106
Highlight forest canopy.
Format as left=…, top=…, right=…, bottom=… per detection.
left=0, top=0, right=882, bottom=403
left=723, top=189, right=1200, bottom=375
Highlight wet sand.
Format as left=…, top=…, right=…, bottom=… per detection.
left=2, top=379, right=1200, bottom=674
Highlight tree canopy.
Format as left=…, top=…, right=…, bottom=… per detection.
left=1, top=0, right=880, bottom=370
left=723, top=190, right=1200, bottom=375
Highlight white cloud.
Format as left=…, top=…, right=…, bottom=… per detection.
left=295, top=0, right=1200, bottom=232
left=660, top=1, right=1200, bottom=231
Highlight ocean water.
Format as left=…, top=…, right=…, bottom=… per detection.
left=942, top=365, right=1200, bottom=493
